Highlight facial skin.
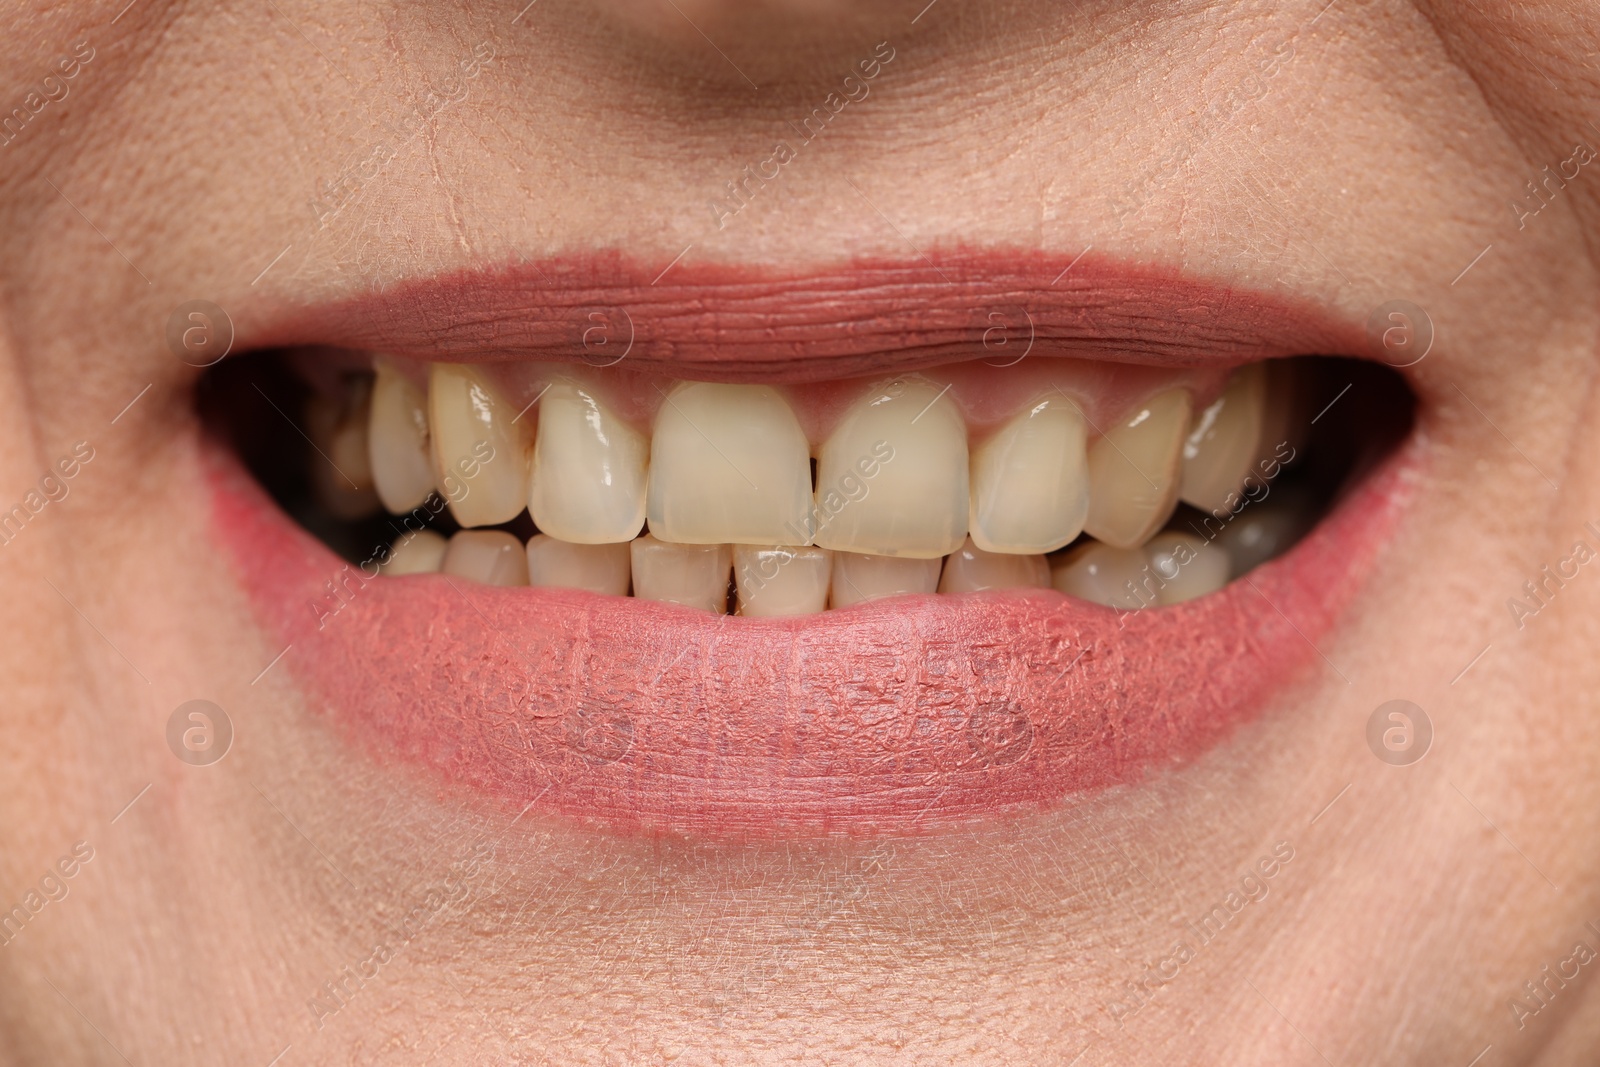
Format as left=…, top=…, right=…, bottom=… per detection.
left=1, top=0, right=1599, bottom=1063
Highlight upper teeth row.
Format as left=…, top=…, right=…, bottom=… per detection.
left=350, top=361, right=1278, bottom=550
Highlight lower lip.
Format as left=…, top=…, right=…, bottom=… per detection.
left=208, top=436, right=1416, bottom=838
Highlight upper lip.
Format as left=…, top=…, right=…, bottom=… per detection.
left=242, top=248, right=1368, bottom=380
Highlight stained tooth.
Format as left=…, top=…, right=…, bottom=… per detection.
left=630, top=534, right=731, bottom=613
left=441, top=530, right=529, bottom=587
left=428, top=363, right=531, bottom=528
left=1180, top=365, right=1266, bottom=515
left=526, top=534, right=631, bottom=596
left=307, top=380, right=380, bottom=519
left=647, top=383, right=812, bottom=546
left=938, top=537, right=1050, bottom=593
left=1051, top=542, right=1150, bottom=610
left=813, top=379, right=967, bottom=559
left=368, top=360, right=437, bottom=513
left=382, top=529, right=448, bottom=575
left=969, top=398, right=1089, bottom=554
left=829, top=552, right=941, bottom=608
left=1082, top=389, right=1190, bottom=549
left=1254, top=360, right=1304, bottom=467
left=1143, top=532, right=1230, bottom=604
left=734, top=545, right=831, bottom=617
left=528, top=382, right=648, bottom=544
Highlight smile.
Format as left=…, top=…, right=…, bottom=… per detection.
left=205, top=248, right=1416, bottom=837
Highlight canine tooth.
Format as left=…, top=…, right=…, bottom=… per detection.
left=814, top=379, right=967, bottom=559
left=1180, top=365, right=1265, bottom=514
left=630, top=534, right=731, bottom=612
left=1051, top=542, right=1149, bottom=610
left=307, top=382, right=380, bottom=519
left=528, top=382, right=648, bottom=544
left=647, top=383, right=812, bottom=545
left=938, top=537, right=1050, bottom=593
left=829, top=552, right=941, bottom=608
left=525, top=534, right=631, bottom=596
left=428, top=363, right=530, bottom=528
left=1082, top=389, right=1190, bottom=549
left=382, top=529, right=448, bottom=575
left=969, top=398, right=1089, bottom=554
left=1143, top=532, right=1230, bottom=604
left=734, top=545, right=831, bottom=617
left=441, top=530, right=529, bottom=587
left=368, top=360, right=437, bottom=513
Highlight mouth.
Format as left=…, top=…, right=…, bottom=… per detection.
left=202, top=249, right=1416, bottom=837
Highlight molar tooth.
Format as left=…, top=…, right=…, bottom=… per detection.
left=368, top=360, right=437, bottom=514
left=1143, top=532, right=1230, bottom=604
left=734, top=545, right=832, bottom=617
left=382, top=529, right=448, bottom=575
left=1082, top=389, right=1190, bottom=549
left=813, top=379, right=967, bottom=559
left=1180, top=365, right=1265, bottom=515
left=647, top=383, right=812, bottom=546
left=428, top=363, right=531, bottom=528
left=307, top=380, right=380, bottom=519
left=829, top=552, right=941, bottom=608
left=630, top=534, right=732, bottom=613
left=1051, top=542, right=1149, bottom=610
left=938, top=537, right=1050, bottom=593
left=441, top=530, right=529, bottom=587
left=969, top=397, right=1089, bottom=554
left=525, top=534, right=631, bottom=596
left=528, top=381, right=649, bottom=544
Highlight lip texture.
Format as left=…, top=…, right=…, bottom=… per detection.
left=249, top=248, right=1368, bottom=382
left=216, top=251, right=1414, bottom=837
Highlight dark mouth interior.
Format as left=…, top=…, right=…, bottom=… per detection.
left=201, top=350, right=1414, bottom=608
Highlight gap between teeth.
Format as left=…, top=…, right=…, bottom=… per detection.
left=315, top=360, right=1302, bottom=615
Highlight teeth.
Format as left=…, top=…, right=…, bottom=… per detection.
left=1082, top=389, right=1190, bottom=549
left=526, top=534, right=632, bottom=596
left=1210, top=487, right=1316, bottom=577
left=829, top=552, right=941, bottom=608
left=441, top=530, right=529, bottom=587
left=382, top=529, right=448, bottom=575
left=1051, top=542, right=1149, bottom=609
left=938, top=537, right=1050, bottom=593
left=813, top=379, right=968, bottom=559
left=734, top=545, right=832, bottom=617
left=629, top=534, right=732, bottom=612
left=647, top=383, right=812, bottom=546
left=428, top=364, right=531, bottom=528
left=368, top=360, right=437, bottom=513
left=969, top=397, right=1089, bottom=554
left=1143, top=532, right=1230, bottom=604
left=307, top=381, right=381, bottom=520
left=528, top=381, right=648, bottom=544
left=1180, top=365, right=1265, bottom=515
